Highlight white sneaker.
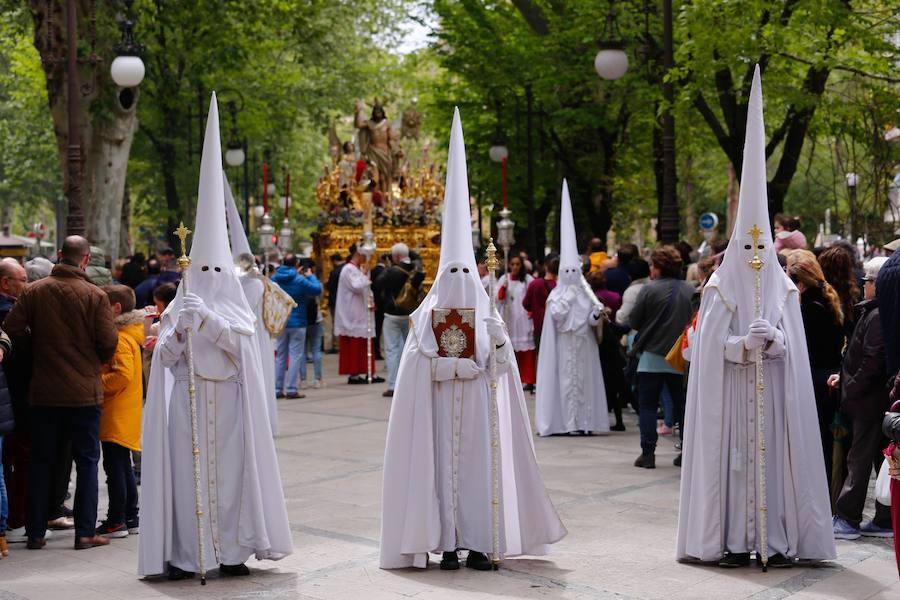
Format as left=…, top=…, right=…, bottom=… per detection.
left=299, top=381, right=308, bottom=390
left=313, top=380, right=323, bottom=389
left=7, top=527, right=53, bottom=543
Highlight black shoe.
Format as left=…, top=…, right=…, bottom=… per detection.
left=348, top=376, right=365, bottom=385
left=276, top=392, right=287, bottom=399
left=219, top=563, right=250, bottom=577
left=370, top=375, right=385, bottom=384
left=382, top=389, right=394, bottom=398
left=126, top=517, right=140, bottom=534
left=761, top=553, right=793, bottom=569
left=440, top=551, right=460, bottom=570
left=611, top=423, right=626, bottom=432
left=26, top=538, right=46, bottom=550
left=634, top=453, right=656, bottom=469
left=673, top=453, right=682, bottom=467
left=167, top=566, right=195, bottom=580
left=718, top=553, right=751, bottom=568
left=523, top=384, right=534, bottom=393
left=466, top=551, right=494, bottom=571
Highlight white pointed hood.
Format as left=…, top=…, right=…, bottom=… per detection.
left=223, top=172, right=254, bottom=263
left=546, top=179, right=593, bottom=331
left=165, top=92, right=254, bottom=335
left=409, top=108, right=492, bottom=363
left=707, top=64, right=794, bottom=331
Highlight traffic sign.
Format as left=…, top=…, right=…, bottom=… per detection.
left=699, top=212, right=719, bottom=231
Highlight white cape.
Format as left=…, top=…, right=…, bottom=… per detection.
left=138, top=308, right=294, bottom=576
left=240, top=274, right=278, bottom=436
left=676, top=279, right=836, bottom=562
left=535, top=287, right=609, bottom=436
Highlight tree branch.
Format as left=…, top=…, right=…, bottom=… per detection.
left=775, top=51, right=900, bottom=83
left=692, top=92, right=738, bottom=166
left=510, top=0, right=551, bottom=36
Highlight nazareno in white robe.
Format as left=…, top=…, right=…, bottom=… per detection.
left=535, top=284, right=610, bottom=436
left=676, top=280, right=836, bottom=562
left=379, top=262, right=567, bottom=569
left=239, top=273, right=278, bottom=436
left=138, top=305, right=293, bottom=576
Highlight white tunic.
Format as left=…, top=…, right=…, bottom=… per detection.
left=334, top=262, right=372, bottom=339
left=498, top=275, right=535, bottom=352
left=240, top=275, right=277, bottom=436
left=535, top=288, right=609, bottom=436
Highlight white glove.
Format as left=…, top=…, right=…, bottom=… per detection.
left=455, top=358, right=482, bottom=380
left=749, top=318, right=775, bottom=341
left=175, top=307, right=194, bottom=334
left=484, top=316, right=506, bottom=345
left=183, top=293, right=211, bottom=322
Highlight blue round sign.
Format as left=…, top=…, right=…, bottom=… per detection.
left=699, top=212, right=718, bottom=231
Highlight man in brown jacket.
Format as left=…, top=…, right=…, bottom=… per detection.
left=3, top=236, right=118, bottom=550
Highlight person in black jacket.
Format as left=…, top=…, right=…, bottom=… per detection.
left=326, top=253, right=345, bottom=353
left=373, top=243, right=424, bottom=398
left=830, top=257, right=893, bottom=539
left=0, top=324, right=12, bottom=557
left=787, top=250, right=846, bottom=490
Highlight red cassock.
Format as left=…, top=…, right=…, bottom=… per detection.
left=515, top=349, right=536, bottom=385
left=339, top=336, right=376, bottom=375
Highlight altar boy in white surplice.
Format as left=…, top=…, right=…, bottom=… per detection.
left=379, top=109, right=566, bottom=572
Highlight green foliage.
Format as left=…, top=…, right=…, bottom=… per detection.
left=0, top=6, right=61, bottom=235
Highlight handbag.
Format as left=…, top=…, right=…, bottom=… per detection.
left=875, top=457, right=892, bottom=505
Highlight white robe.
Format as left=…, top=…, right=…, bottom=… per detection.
left=380, top=324, right=567, bottom=569
left=334, top=262, right=372, bottom=339
left=535, top=288, right=609, bottom=436
left=240, top=275, right=277, bottom=436
left=138, top=309, right=294, bottom=576
left=498, top=275, right=535, bottom=352
left=676, top=287, right=836, bottom=562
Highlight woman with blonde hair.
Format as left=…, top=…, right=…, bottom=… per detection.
left=787, top=250, right=845, bottom=489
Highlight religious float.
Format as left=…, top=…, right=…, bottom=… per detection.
left=313, top=99, right=445, bottom=287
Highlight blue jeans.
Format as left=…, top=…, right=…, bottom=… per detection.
left=301, top=322, right=323, bottom=383
left=0, top=436, right=7, bottom=533
left=637, top=372, right=685, bottom=454
left=275, top=327, right=307, bottom=394
left=382, top=314, right=410, bottom=391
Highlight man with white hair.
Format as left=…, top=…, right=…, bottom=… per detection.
left=830, top=256, right=893, bottom=540
left=373, top=242, right=424, bottom=397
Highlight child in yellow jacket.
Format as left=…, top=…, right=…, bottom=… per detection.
left=97, top=285, right=145, bottom=538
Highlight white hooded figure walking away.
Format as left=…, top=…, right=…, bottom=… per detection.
left=139, top=93, right=293, bottom=580
left=535, top=180, right=609, bottom=437
left=223, top=173, right=278, bottom=436
left=380, top=109, right=567, bottom=571
left=676, top=67, right=835, bottom=569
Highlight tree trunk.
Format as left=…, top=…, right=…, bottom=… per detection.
left=29, top=1, right=139, bottom=262
left=726, top=162, right=740, bottom=238
left=682, top=152, right=698, bottom=245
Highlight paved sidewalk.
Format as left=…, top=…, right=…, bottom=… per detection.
left=1, top=354, right=897, bottom=599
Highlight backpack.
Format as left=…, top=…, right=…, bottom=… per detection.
left=393, top=267, right=426, bottom=312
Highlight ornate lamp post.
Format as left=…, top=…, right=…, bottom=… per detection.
left=110, top=0, right=145, bottom=88
left=257, top=160, right=276, bottom=252
left=595, top=0, right=678, bottom=244
left=594, top=1, right=628, bottom=80
left=278, top=170, right=293, bottom=254
left=489, top=136, right=514, bottom=275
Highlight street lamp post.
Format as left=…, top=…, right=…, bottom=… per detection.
left=489, top=137, right=514, bottom=276
left=278, top=170, right=293, bottom=254
left=596, top=0, right=678, bottom=243
left=223, top=98, right=249, bottom=235
left=257, top=160, right=276, bottom=253
left=846, top=172, right=859, bottom=240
